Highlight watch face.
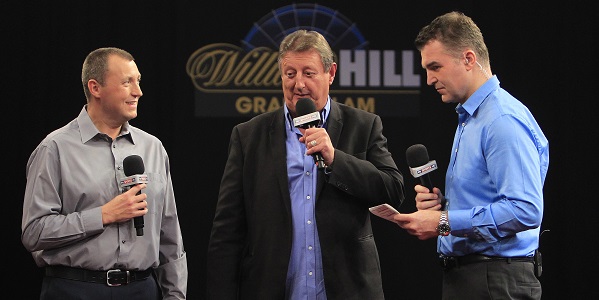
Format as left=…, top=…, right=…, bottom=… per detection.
left=438, top=224, right=451, bottom=236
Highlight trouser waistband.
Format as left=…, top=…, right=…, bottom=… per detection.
left=45, top=266, right=153, bottom=286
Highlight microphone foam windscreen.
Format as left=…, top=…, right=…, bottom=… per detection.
left=296, top=98, right=317, bottom=116
left=406, top=144, right=430, bottom=168
left=123, top=155, right=145, bottom=176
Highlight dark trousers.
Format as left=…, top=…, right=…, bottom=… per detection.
left=40, top=276, right=161, bottom=300
left=442, top=259, right=541, bottom=299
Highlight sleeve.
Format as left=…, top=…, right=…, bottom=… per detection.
left=205, top=126, right=246, bottom=299
left=451, top=114, right=544, bottom=241
left=155, top=153, right=188, bottom=299
left=22, top=142, right=104, bottom=252
left=324, top=115, right=405, bottom=209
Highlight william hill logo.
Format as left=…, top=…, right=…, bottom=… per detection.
left=186, top=3, right=421, bottom=117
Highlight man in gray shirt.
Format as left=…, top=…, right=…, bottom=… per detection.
left=22, top=47, right=187, bottom=299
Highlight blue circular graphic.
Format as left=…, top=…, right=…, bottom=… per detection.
left=242, top=3, right=368, bottom=51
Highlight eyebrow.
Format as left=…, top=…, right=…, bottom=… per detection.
left=424, top=61, right=439, bottom=69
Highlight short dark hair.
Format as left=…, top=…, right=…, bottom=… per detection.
left=414, top=11, right=489, bottom=65
left=81, top=47, right=134, bottom=100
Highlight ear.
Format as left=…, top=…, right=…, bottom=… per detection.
left=88, top=79, right=101, bottom=98
left=328, top=63, right=337, bottom=85
left=463, top=51, right=475, bottom=66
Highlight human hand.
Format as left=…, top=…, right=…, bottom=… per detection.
left=101, top=184, right=148, bottom=225
left=299, top=127, right=335, bottom=166
left=414, top=184, right=443, bottom=211
left=393, top=210, right=441, bottom=240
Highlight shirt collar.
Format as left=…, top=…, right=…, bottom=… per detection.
left=455, top=75, right=500, bottom=117
left=78, top=104, right=134, bottom=143
left=285, top=97, right=331, bottom=133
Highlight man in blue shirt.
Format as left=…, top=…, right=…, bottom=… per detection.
left=206, top=29, right=405, bottom=300
left=394, top=11, right=549, bottom=300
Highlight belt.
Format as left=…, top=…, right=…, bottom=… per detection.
left=45, top=266, right=153, bottom=286
left=439, top=254, right=534, bottom=270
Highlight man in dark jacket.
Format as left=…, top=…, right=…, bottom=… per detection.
left=207, top=29, right=405, bottom=300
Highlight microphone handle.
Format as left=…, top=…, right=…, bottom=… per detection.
left=420, top=174, right=433, bottom=192
left=308, top=125, right=326, bottom=170
left=133, top=189, right=144, bottom=236
left=420, top=174, right=446, bottom=210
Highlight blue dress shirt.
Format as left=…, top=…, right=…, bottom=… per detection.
left=440, top=76, right=549, bottom=258
left=284, top=98, right=331, bottom=300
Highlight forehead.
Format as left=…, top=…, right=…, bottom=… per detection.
left=281, top=50, right=323, bottom=70
left=107, top=55, right=139, bottom=76
left=421, top=40, right=453, bottom=64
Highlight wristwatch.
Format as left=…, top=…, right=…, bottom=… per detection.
left=437, top=211, right=451, bottom=236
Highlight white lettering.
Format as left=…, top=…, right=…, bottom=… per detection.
left=338, top=50, right=420, bottom=87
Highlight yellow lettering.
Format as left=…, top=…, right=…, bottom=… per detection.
left=254, top=97, right=267, bottom=113
left=344, top=97, right=355, bottom=107
left=356, top=97, right=375, bottom=113
left=342, top=97, right=375, bottom=113
left=236, top=96, right=252, bottom=113
left=236, top=96, right=283, bottom=114
left=267, top=97, right=282, bottom=111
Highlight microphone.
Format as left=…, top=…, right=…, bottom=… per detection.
left=121, top=155, right=148, bottom=236
left=293, top=98, right=326, bottom=170
left=405, top=144, right=445, bottom=210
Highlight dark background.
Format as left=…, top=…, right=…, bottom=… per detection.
left=4, top=1, right=597, bottom=299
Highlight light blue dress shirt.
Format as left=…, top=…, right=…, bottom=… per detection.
left=440, top=76, right=549, bottom=258
left=284, top=98, right=331, bottom=300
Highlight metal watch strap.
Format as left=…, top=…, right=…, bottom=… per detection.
left=437, top=211, right=450, bottom=236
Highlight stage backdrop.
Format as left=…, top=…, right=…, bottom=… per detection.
left=6, top=1, right=597, bottom=299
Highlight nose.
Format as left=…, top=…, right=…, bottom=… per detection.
left=426, top=71, right=437, bottom=86
left=294, top=76, right=306, bottom=92
left=133, top=82, right=143, bottom=97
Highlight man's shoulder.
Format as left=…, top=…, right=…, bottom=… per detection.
left=128, top=125, right=164, bottom=146
left=39, top=119, right=80, bottom=145
left=236, top=108, right=283, bottom=128
left=332, top=101, right=378, bottom=121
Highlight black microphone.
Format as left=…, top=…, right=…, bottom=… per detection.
left=121, top=155, right=148, bottom=236
left=293, top=98, right=326, bottom=170
left=406, top=144, right=445, bottom=210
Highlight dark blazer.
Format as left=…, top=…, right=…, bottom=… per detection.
left=207, top=100, right=405, bottom=300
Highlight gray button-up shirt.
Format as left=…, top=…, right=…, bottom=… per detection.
left=22, top=105, right=187, bottom=298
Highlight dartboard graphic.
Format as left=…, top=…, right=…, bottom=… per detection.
left=242, top=3, right=368, bottom=51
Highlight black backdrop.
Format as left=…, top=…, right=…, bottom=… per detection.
left=5, top=1, right=597, bottom=299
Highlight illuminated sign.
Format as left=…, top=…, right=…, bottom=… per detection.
left=186, top=3, right=421, bottom=117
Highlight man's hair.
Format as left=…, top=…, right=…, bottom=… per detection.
left=414, top=11, right=489, bottom=66
left=82, top=47, right=134, bottom=101
left=278, top=29, right=335, bottom=72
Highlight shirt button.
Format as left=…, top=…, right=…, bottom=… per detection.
left=307, top=195, right=311, bottom=200
left=122, top=240, right=126, bottom=244
left=306, top=171, right=311, bottom=176
left=113, top=144, right=116, bottom=148
left=308, top=246, right=313, bottom=250
left=307, top=220, right=312, bottom=225
left=308, top=271, right=313, bottom=276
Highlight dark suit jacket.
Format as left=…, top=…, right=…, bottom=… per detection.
left=207, top=101, right=405, bottom=300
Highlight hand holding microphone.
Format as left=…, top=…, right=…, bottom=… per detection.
left=406, top=144, right=446, bottom=210
left=293, top=98, right=328, bottom=169
left=121, top=155, right=148, bottom=236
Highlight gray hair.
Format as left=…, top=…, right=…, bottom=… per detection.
left=278, top=30, right=335, bottom=72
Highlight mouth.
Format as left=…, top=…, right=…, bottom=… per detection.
left=296, top=95, right=311, bottom=100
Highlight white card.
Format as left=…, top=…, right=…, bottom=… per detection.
left=369, top=203, right=399, bottom=222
